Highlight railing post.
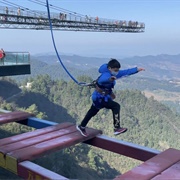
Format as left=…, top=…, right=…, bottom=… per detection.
left=16, top=53, right=17, bottom=64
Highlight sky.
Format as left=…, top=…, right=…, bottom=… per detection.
left=1, top=0, right=180, bottom=58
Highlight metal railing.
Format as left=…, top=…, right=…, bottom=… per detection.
left=0, top=52, right=30, bottom=66
left=0, top=6, right=145, bottom=30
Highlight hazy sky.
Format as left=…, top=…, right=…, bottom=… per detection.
left=1, top=0, right=180, bottom=58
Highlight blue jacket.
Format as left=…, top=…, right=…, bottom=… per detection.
left=92, top=63, right=138, bottom=108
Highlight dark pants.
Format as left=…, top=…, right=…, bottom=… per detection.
left=80, top=99, right=120, bottom=129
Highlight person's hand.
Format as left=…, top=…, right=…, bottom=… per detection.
left=109, top=76, right=116, bottom=81
left=138, top=67, right=145, bottom=72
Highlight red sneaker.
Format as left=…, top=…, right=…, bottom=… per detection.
left=114, top=127, right=127, bottom=135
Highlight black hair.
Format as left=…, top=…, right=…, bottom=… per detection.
left=107, top=58, right=121, bottom=68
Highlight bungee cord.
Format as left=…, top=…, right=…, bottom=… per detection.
left=46, top=0, right=91, bottom=86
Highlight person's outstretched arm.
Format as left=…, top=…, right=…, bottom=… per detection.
left=116, top=67, right=145, bottom=78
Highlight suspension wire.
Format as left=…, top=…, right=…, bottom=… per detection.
left=27, top=0, right=45, bottom=7
left=2, top=0, right=47, bottom=18
left=29, top=0, right=86, bottom=18
left=0, top=0, right=17, bottom=8
left=2, top=0, right=28, bottom=9
left=46, top=0, right=89, bottom=86
left=1, top=0, right=89, bottom=21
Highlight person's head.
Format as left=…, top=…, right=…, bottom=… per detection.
left=108, top=59, right=121, bottom=75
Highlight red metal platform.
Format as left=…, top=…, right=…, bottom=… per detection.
left=114, top=148, right=180, bottom=179
left=0, top=121, right=102, bottom=175
left=18, top=161, right=68, bottom=180
left=0, top=111, right=33, bottom=125
left=85, top=135, right=159, bottom=161
left=0, top=111, right=179, bottom=179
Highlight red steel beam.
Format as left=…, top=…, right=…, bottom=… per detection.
left=0, top=111, right=34, bottom=125
left=152, top=160, right=180, bottom=180
left=1, top=125, right=101, bottom=174
left=115, top=148, right=180, bottom=179
left=84, top=135, right=160, bottom=161
left=0, top=123, right=76, bottom=154
left=7, top=127, right=102, bottom=163
left=0, top=122, right=73, bottom=147
left=17, top=161, right=68, bottom=180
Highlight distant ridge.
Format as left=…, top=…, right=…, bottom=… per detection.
left=31, top=53, right=180, bottom=80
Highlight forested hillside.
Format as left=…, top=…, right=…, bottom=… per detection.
left=0, top=76, right=179, bottom=179
left=10, top=54, right=180, bottom=92
left=0, top=77, right=21, bottom=100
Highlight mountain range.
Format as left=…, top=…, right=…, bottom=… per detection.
left=31, top=53, right=180, bottom=81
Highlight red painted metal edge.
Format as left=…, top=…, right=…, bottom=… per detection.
left=0, top=122, right=73, bottom=146
left=0, top=123, right=75, bottom=154
left=18, top=161, right=68, bottom=180
left=152, top=161, right=180, bottom=179
left=0, top=111, right=34, bottom=125
left=7, top=127, right=102, bottom=162
left=115, top=148, right=180, bottom=180
left=84, top=135, right=160, bottom=161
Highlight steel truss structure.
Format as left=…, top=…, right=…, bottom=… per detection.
left=0, top=6, right=145, bottom=32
